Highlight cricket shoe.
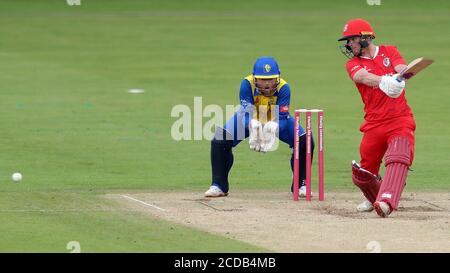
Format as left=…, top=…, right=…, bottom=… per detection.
left=204, top=185, right=228, bottom=197
left=299, top=185, right=313, bottom=198
left=356, top=200, right=374, bottom=212
left=374, top=201, right=392, bottom=218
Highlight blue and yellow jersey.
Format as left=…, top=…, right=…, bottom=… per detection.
left=239, top=75, right=291, bottom=124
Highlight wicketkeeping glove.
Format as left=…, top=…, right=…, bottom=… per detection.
left=249, top=119, right=263, bottom=152
left=260, top=121, right=278, bottom=153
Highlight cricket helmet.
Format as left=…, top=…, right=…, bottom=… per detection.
left=337, top=18, right=376, bottom=41
left=252, top=56, right=280, bottom=80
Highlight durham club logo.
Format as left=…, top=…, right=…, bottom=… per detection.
left=383, top=57, right=391, bottom=67
left=264, top=64, right=271, bottom=73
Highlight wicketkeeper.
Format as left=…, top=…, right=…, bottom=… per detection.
left=338, top=18, right=416, bottom=217
left=204, top=57, right=314, bottom=197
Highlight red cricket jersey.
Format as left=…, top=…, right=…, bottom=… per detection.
left=346, top=45, right=414, bottom=131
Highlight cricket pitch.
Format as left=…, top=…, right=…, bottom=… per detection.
left=107, top=191, right=450, bottom=252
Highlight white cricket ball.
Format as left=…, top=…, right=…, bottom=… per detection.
left=12, top=172, right=22, bottom=182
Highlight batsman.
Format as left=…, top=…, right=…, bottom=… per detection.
left=338, top=18, right=416, bottom=217
left=204, top=57, right=313, bottom=198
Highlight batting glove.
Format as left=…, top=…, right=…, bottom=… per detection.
left=379, top=74, right=405, bottom=98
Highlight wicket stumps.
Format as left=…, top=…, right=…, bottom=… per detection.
left=293, top=109, right=324, bottom=201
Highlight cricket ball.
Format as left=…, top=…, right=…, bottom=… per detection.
left=12, top=172, right=22, bottom=182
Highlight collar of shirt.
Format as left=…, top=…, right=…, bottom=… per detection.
left=360, top=46, right=379, bottom=60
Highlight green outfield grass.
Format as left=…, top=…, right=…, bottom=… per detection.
left=0, top=0, right=449, bottom=252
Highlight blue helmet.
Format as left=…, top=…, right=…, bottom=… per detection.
left=252, top=56, right=280, bottom=80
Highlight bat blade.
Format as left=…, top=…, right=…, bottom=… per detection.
left=398, top=57, right=434, bottom=81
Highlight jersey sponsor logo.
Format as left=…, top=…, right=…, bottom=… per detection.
left=280, top=105, right=289, bottom=112
left=383, top=57, right=391, bottom=67
left=264, top=64, right=271, bottom=73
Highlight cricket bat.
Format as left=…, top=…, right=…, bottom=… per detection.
left=397, top=57, right=434, bottom=81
